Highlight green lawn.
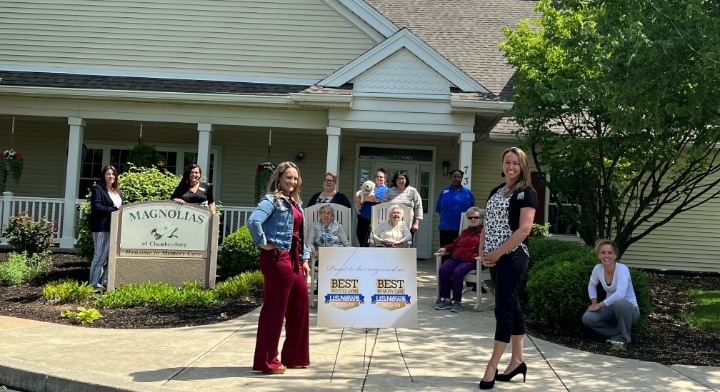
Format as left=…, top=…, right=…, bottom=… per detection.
left=681, top=289, right=720, bottom=334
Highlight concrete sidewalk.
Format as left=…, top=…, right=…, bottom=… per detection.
left=1, top=260, right=718, bottom=391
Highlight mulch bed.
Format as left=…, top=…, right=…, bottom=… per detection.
left=1, top=252, right=719, bottom=366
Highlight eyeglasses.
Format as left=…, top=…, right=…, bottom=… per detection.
left=324, top=179, right=335, bottom=183
left=467, top=216, right=482, bottom=220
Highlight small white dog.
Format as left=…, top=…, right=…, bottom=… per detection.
left=357, top=180, right=376, bottom=204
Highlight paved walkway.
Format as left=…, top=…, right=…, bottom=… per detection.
left=1, top=259, right=718, bottom=391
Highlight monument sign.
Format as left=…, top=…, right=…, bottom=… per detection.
left=107, top=201, right=219, bottom=290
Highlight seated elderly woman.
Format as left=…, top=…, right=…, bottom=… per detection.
left=307, top=204, right=350, bottom=260
left=371, top=204, right=412, bottom=247
left=434, top=207, right=484, bottom=313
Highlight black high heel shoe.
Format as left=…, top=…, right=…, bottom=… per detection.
left=479, top=369, right=497, bottom=389
left=496, top=362, right=527, bottom=382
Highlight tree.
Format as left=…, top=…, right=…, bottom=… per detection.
left=500, top=0, right=720, bottom=255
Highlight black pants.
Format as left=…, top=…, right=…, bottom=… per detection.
left=356, top=216, right=371, bottom=247
left=489, top=248, right=528, bottom=343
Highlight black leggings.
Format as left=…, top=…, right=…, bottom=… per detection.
left=489, top=248, right=528, bottom=343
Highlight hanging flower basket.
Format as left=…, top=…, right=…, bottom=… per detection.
left=0, top=149, right=24, bottom=192
left=255, top=162, right=275, bottom=203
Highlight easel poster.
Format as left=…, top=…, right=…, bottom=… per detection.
left=317, top=247, right=418, bottom=328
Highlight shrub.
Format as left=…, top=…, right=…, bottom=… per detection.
left=0, top=251, right=53, bottom=285
left=520, top=238, right=589, bottom=299
left=3, top=212, right=56, bottom=256
left=219, top=226, right=259, bottom=279
left=23, top=251, right=53, bottom=283
left=526, top=249, right=598, bottom=330
left=0, top=253, right=26, bottom=285
left=98, top=281, right=219, bottom=309
left=215, top=270, right=264, bottom=299
left=630, top=268, right=653, bottom=330
left=76, top=165, right=182, bottom=259
left=61, top=306, right=103, bottom=324
left=43, top=279, right=97, bottom=304
left=529, top=223, right=550, bottom=239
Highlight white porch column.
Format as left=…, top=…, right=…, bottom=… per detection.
left=325, top=126, right=341, bottom=180
left=459, top=132, right=475, bottom=188
left=196, top=123, right=213, bottom=180
left=60, top=117, right=85, bottom=249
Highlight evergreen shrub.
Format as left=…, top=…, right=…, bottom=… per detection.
left=520, top=238, right=588, bottom=299
left=219, top=226, right=259, bottom=279
left=526, top=249, right=598, bottom=330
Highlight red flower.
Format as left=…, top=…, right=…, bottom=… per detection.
left=14, top=152, right=22, bottom=160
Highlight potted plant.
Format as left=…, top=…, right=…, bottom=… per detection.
left=0, top=148, right=24, bottom=192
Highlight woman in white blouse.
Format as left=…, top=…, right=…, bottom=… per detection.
left=371, top=205, right=411, bottom=247
left=582, top=239, right=639, bottom=346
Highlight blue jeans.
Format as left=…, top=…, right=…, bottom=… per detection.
left=89, top=231, right=110, bottom=287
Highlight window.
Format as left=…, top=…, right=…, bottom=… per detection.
left=78, top=146, right=218, bottom=196
left=548, top=191, right=578, bottom=235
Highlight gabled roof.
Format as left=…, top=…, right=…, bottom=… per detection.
left=365, top=0, right=539, bottom=100
left=319, top=28, right=490, bottom=94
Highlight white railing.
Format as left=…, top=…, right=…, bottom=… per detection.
left=0, top=192, right=253, bottom=247
left=220, top=206, right=254, bottom=239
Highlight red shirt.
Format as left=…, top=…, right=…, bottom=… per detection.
left=444, top=226, right=483, bottom=262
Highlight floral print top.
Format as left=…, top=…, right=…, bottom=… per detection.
left=483, top=188, right=529, bottom=256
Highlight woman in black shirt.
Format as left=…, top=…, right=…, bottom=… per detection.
left=171, top=164, right=216, bottom=213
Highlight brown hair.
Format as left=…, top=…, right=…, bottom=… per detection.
left=502, top=147, right=533, bottom=197
left=267, top=161, right=303, bottom=203
left=593, top=239, right=619, bottom=261
left=101, top=165, right=119, bottom=192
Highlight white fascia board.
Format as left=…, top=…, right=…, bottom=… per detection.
left=289, top=93, right=352, bottom=107
left=324, top=0, right=398, bottom=42
left=452, top=99, right=514, bottom=114
left=0, top=64, right=318, bottom=86
left=0, top=86, right=295, bottom=107
left=319, top=29, right=489, bottom=93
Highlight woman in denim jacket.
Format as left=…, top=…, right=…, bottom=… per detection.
left=247, top=161, right=311, bottom=374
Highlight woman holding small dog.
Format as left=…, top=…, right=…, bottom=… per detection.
left=356, top=167, right=389, bottom=246
left=307, top=171, right=352, bottom=209
left=382, top=170, right=423, bottom=235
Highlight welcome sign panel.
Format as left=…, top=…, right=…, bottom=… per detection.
left=317, top=247, right=418, bottom=328
left=119, top=202, right=210, bottom=257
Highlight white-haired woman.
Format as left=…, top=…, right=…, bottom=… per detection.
left=371, top=205, right=411, bottom=247
left=307, top=204, right=350, bottom=259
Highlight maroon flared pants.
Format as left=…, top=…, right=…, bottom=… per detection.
left=252, top=248, right=310, bottom=372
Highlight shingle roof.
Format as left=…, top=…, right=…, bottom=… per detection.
left=0, top=70, right=309, bottom=95
left=365, top=0, right=539, bottom=100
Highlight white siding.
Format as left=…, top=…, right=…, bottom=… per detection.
left=1, top=0, right=376, bottom=81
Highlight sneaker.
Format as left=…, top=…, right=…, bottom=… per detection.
left=606, top=336, right=625, bottom=345
left=435, top=299, right=452, bottom=310
left=450, top=302, right=462, bottom=313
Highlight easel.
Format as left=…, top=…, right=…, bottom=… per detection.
left=329, top=327, right=413, bottom=384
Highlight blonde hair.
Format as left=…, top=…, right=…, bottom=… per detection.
left=324, top=171, right=338, bottom=182
left=502, top=147, right=534, bottom=197
left=267, top=161, right=303, bottom=204
left=593, top=239, right=618, bottom=260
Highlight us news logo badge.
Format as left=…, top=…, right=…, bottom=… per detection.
left=371, top=279, right=411, bottom=311
left=324, top=278, right=364, bottom=310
